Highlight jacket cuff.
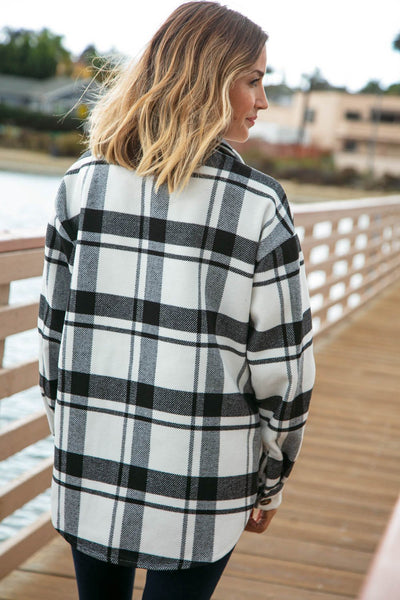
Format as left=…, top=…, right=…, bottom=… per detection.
left=255, top=491, right=282, bottom=511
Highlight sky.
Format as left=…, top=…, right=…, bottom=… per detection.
left=1, top=0, right=400, bottom=92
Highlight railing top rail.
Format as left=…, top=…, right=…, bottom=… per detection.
left=292, top=194, right=400, bottom=215
left=0, top=229, right=45, bottom=253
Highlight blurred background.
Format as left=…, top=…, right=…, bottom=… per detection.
left=0, top=0, right=399, bottom=193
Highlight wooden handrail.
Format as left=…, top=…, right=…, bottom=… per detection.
left=0, top=248, right=44, bottom=284
left=0, top=457, right=53, bottom=521
left=0, top=229, right=45, bottom=253
left=0, top=411, right=49, bottom=461
left=0, top=512, right=54, bottom=581
left=0, top=194, right=400, bottom=581
left=0, top=360, right=39, bottom=401
left=359, top=496, right=400, bottom=600
left=0, top=302, right=39, bottom=339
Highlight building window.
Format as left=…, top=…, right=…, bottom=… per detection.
left=345, top=111, right=361, bottom=120
left=370, top=110, right=400, bottom=124
left=343, top=140, right=358, bottom=152
left=304, top=108, right=316, bottom=123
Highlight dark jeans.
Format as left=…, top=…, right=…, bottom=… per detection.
left=71, top=545, right=233, bottom=600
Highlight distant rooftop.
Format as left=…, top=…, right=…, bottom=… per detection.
left=0, top=74, right=99, bottom=113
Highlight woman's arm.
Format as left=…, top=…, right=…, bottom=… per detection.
left=247, top=228, right=315, bottom=511
left=38, top=181, right=73, bottom=434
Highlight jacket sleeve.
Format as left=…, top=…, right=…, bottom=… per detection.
left=247, top=217, right=315, bottom=511
left=38, top=180, right=74, bottom=435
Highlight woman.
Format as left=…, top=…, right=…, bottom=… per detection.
left=38, top=2, right=315, bottom=599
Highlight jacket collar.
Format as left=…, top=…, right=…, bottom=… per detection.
left=218, top=139, right=245, bottom=163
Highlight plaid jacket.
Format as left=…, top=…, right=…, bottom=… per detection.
left=38, top=141, right=315, bottom=569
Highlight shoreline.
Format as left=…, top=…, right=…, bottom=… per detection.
left=0, top=147, right=393, bottom=202
left=0, top=147, right=74, bottom=177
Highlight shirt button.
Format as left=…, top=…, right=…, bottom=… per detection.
left=260, top=498, right=271, bottom=505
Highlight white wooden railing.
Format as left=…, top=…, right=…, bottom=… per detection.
left=293, top=195, right=400, bottom=336
left=0, top=231, right=54, bottom=579
left=0, top=194, right=400, bottom=582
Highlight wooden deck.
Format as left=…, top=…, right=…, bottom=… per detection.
left=0, top=280, right=399, bottom=600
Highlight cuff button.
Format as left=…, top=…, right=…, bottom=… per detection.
left=260, top=498, right=272, bottom=505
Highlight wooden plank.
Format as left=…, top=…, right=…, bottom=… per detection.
left=300, top=441, right=400, bottom=474
left=287, top=470, right=397, bottom=505
left=226, top=551, right=363, bottom=597
left=0, top=249, right=44, bottom=285
left=0, top=411, right=50, bottom=461
left=0, top=457, right=53, bottom=521
left=296, top=456, right=400, bottom=491
left=0, top=512, right=56, bottom=580
left=0, top=571, right=77, bottom=600
left=266, top=517, right=381, bottom=554
left=0, top=233, right=44, bottom=254
left=237, top=532, right=370, bottom=574
left=283, top=486, right=390, bottom=521
left=277, top=503, right=386, bottom=539
left=12, top=538, right=74, bottom=578
left=214, top=574, right=348, bottom=600
left=0, top=285, right=10, bottom=305
left=0, top=360, right=38, bottom=401
left=0, top=302, right=39, bottom=340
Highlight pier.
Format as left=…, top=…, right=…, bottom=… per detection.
left=1, top=195, right=399, bottom=598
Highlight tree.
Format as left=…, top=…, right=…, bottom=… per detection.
left=75, top=43, right=122, bottom=81
left=393, top=33, right=400, bottom=52
left=0, top=27, right=71, bottom=79
left=299, top=68, right=347, bottom=93
left=386, top=82, right=400, bottom=95
left=358, top=80, right=383, bottom=94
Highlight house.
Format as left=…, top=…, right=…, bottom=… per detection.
left=253, top=90, right=400, bottom=176
left=0, top=74, right=98, bottom=116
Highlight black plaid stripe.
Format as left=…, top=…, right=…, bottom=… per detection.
left=38, top=143, right=315, bottom=569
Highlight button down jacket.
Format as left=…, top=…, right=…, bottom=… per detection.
left=38, top=141, right=315, bottom=569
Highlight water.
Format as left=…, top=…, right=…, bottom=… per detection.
left=0, top=170, right=62, bottom=542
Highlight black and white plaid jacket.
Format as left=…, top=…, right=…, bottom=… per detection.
left=38, top=141, right=315, bottom=569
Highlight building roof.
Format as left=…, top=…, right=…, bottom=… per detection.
left=0, top=74, right=97, bottom=101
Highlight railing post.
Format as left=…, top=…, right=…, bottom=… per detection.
left=0, top=283, right=10, bottom=367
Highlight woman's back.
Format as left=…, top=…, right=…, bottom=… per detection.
left=39, top=140, right=313, bottom=569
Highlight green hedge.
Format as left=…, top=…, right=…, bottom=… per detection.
left=241, top=148, right=400, bottom=191
left=0, top=103, right=84, bottom=132
left=0, top=127, right=85, bottom=157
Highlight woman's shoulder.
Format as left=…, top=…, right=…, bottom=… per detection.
left=62, top=151, right=108, bottom=179
left=210, top=141, right=287, bottom=205
left=208, top=142, right=295, bottom=234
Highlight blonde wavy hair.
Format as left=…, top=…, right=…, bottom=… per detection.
left=88, top=1, right=268, bottom=193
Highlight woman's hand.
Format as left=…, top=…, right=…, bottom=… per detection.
left=245, top=508, right=277, bottom=534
